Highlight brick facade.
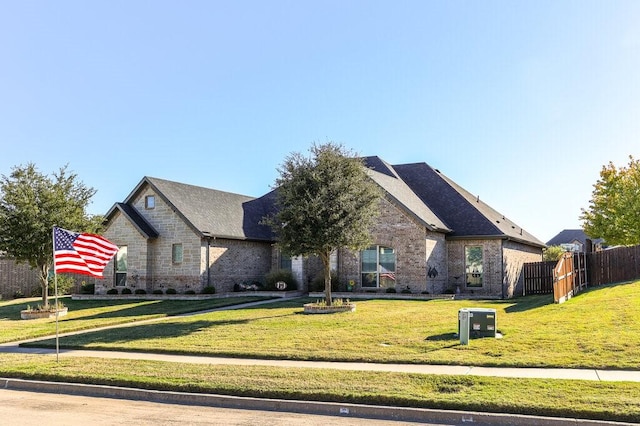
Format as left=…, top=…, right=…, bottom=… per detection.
left=0, top=256, right=41, bottom=298
left=446, top=238, right=543, bottom=297
left=336, top=197, right=448, bottom=294
left=102, top=185, right=273, bottom=294
left=503, top=240, right=543, bottom=297
left=207, top=238, right=272, bottom=293
left=101, top=173, right=543, bottom=299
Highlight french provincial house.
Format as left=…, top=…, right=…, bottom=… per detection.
left=99, top=156, right=544, bottom=298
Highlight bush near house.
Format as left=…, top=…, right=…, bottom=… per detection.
left=264, top=270, right=298, bottom=291
left=202, top=286, right=215, bottom=294
left=310, top=272, right=341, bottom=292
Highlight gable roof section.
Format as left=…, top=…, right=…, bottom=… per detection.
left=363, top=157, right=450, bottom=232
left=123, top=177, right=275, bottom=241
left=391, top=162, right=545, bottom=247
left=105, top=203, right=159, bottom=239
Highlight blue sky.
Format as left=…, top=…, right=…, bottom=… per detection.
left=1, top=1, right=638, bottom=243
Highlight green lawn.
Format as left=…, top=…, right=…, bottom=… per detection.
left=17, top=281, right=640, bottom=370
left=0, top=295, right=273, bottom=343
left=0, top=353, right=639, bottom=423
left=2, top=282, right=640, bottom=422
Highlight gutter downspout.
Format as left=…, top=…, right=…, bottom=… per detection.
left=203, top=233, right=213, bottom=288
left=501, top=242, right=505, bottom=299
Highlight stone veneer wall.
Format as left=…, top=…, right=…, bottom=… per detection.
left=102, top=186, right=202, bottom=294
left=101, top=210, right=150, bottom=294
left=502, top=240, right=543, bottom=298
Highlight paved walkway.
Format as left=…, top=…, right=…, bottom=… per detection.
left=2, top=343, right=640, bottom=382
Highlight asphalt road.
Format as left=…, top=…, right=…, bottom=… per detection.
left=0, top=389, right=450, bottom=426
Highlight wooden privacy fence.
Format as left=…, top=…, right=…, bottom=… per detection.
left=524, top=244, right=640, bottom=300
left=522, top=261, right=555, bottom=294
left=553, top=252, right=587, bottom=303
left=588, top=245, right=640, bottom=285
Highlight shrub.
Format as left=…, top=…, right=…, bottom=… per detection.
left=80, top=282, right=95, bottom=294
left=401, top=286, right=412, bottom=294
left=12, top=290, right=25, bottom=299
left=309, top=272, right=340, bottom=292
left=202, top=286, right=216, bottom=294
left=106, top=288, right=119, bottom=295
left=121, top=288, right=132, bottom=295
left=265, top=270, right=298, bottom=291
left=152, top=289, right=164, bottom=295
left=134, top=289, right=147, bottom=295
left=48, top=274, right=75, bottom=296
left=165, top=288, right=177, bottom=295
left=184, top=290, right=196, bottom=295
left=386, top=287, right=397, bottom=293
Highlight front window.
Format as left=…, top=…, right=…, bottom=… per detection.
left=280, top=253, right=292, bottom=270
left=465, top=246, right=483, bottom=287
left=145, top=195, right=155, bottom=209
left=172, top=243, right=183, bottom=264
left=361, top=246, right=396, bottom=288
left=115, top=246, right=127, bottom=286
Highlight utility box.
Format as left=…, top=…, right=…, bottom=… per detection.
left=458, top=308, right=497, bottom=339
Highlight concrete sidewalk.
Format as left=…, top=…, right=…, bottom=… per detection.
left=2, top=343, right=640, bottom=383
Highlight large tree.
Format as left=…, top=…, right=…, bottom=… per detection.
left=581, top=155, right=640, bottom=246
left=266, top=143, right=382, bottom=306
left=0, top=163, right=101, bottom=307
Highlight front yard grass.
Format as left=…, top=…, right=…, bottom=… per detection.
left=1, top=353, right=639, bottom=423
left=0, top=296, right=273, bottom=344
left=2, top=281, right=640, bottom=422
left=20, top=280, right=640, bottom=370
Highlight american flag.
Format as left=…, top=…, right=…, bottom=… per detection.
left=53, top=227, right=118, bottom=278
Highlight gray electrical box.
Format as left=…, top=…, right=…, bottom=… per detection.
left=458, top=308, right=497, bottom=339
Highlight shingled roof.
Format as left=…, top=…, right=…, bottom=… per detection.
left=108, top=156, right=543, bottom=248
left=364, top=158, right=544, bottom=247
left=112, top=177, right=275, bottom=241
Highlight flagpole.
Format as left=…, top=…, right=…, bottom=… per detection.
left=52, top=227, right=59, bottom=362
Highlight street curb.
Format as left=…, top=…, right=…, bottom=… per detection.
left=1, top=378, right=634, bottom=426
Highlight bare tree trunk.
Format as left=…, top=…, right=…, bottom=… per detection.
left=321, top=251, right=332, bottom=306
left=39, top=263, right=49, bottom=308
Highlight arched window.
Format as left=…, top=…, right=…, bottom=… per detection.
left=361, top=245, right=396, bottom=288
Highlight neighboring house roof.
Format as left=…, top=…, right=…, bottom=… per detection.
left=365, top=158, right=544, bottom=248
left=109, top=177, right=275, bottom=241
left=546, top=229, right=603, bottom=248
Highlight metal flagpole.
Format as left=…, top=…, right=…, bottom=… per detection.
left=52, top=227, right=59, bottom=362
left=54, top=269, right=59, bottom=362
